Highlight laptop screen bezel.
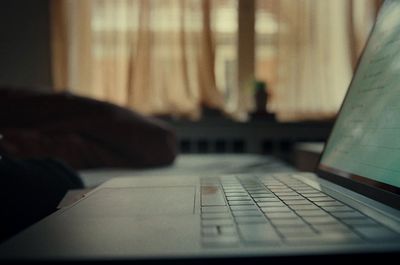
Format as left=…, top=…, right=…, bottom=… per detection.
left=315, top=0, right=400, bottom=210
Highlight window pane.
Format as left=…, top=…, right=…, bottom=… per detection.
left=255, top=0, right=278, bottom=96
left=211, top=0, right=238, bottom=110
left=255, top=0, right=377, bottom=121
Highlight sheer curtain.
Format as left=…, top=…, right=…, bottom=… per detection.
left=51, top=0, right=225, bottom=119
left=51, top=0, right=381, bottom=121
left=257, top=0, right=381, bottom=121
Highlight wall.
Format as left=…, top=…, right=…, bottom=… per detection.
left=0, top=0, right=52, bottom=91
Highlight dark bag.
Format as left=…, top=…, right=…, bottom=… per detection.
left=0, top=88, right=177, bottom=169
left=0, top=155, right=83, bottom=242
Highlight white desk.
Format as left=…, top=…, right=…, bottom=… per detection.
left=78, top=154, right=294, bottom=188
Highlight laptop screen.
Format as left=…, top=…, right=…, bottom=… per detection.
left=319, top=0, right=400, bottom=195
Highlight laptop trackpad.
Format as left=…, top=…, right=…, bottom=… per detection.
left=67, top=187, right=196, bottom=216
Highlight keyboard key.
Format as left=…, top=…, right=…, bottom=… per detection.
left=238, top=223, right=281, bottom=244
left=202, top=219, right=234, bottom=226
left=241, top=181, right=259, bottom=185
left=257, top=201, right=286, bottom=207
left=227, top=197, right=252, bottom=201
left=202, top=212, right=231, bottom=219
left=223, top=186, right=244, bottom=190
left=246, top=188, right=266, bottom=192
left=242, top=185, right=261, bottom=188
left=295, top=192, right=319, bottom=197
left=235, top=216, right=268, bottom=224
left=295, top=189, right=319, bottom=193
left=274, top=192, right=298, bottom=197
left=225, top=192, right=249, bottom=197
left=228, top=201, right=255, bottom=206
left=284, top=200, right=312, bottom=206
left=202, top=206, right=229, bottom=213
left=222, top=183, right=242, bottom=187
left=249, top=191, right=271, bottom=195
left=303, top=216, right=339, bottom=225
left=270, top=218, right=306, bottom=227
left=280, top=180, right=299, bottom=185
left=223, top=187, right=244, bottom=190
left=290, top=185, right=312, bottom=190
left=277, top=226, right=316, bottom=238
left=295, top=209, right=329, bottom=217
left=266, top=185, right=287, bottom=189
left=201, top=186, right=226, bottom=206
left=202, top=236, right=239, bottom=246
left=261, top=181, right=281, bottom=186
left=224, top=190, right=246, bottom=194
left=202, top=227, right=219, bottom=236
left=270, top=188, right=293, bottom=192
left=307, top=196, right=334, bottom=202
left=278, top=195, right=304, bottom=201
left=254, top=198, right=280, bottom=202
left=230, top=205, right=258, bottom=211
left=265, top=211, right=298, bottom=219
left=232, top=210, right=263, bottom=217
left=302, top=193, right=327, bottom=198
left=289, top=205, right=320, bottom=211
left=252, top=194, right=276, bottom=198
left=322, top=205, right=353, bottom=212
left=219, top=226, right=237, bottom=235
left=261, top=206, right=292, bottom=213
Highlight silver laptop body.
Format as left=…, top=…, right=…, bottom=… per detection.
left=1, top=0, right=400, bottom=262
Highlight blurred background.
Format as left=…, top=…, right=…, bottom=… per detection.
left=0, top=0, right=383, bottom=165
left=0, top=0, right=387, bottom=243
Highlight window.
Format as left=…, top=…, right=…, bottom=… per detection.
left=52, top=0, right=379, bottom=121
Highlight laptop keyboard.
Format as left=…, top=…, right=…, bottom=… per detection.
left=200, top=174, right=399, bottom=247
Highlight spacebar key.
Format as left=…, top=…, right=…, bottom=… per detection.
left=238, top=224, right=281, bottom=244
left=201, top=186, right=226, bottom=206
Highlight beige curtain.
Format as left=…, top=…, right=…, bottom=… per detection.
left=51, top=0, right=224, bottom=119
left=266, top=0, right=380, bottom=121
left=51, top=0, right=93, bottom=93
left=52, top=0, right=381, bottom=121
left=50, top=0, right=68, bottom=90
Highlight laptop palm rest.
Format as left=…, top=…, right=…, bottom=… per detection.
left=65, top=186, right=196, bottom=217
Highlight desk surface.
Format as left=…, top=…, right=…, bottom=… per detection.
left=79, top=154, right=294, bottom=188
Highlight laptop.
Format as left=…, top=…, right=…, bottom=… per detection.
left=1, top=0, right=400, bottom=262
